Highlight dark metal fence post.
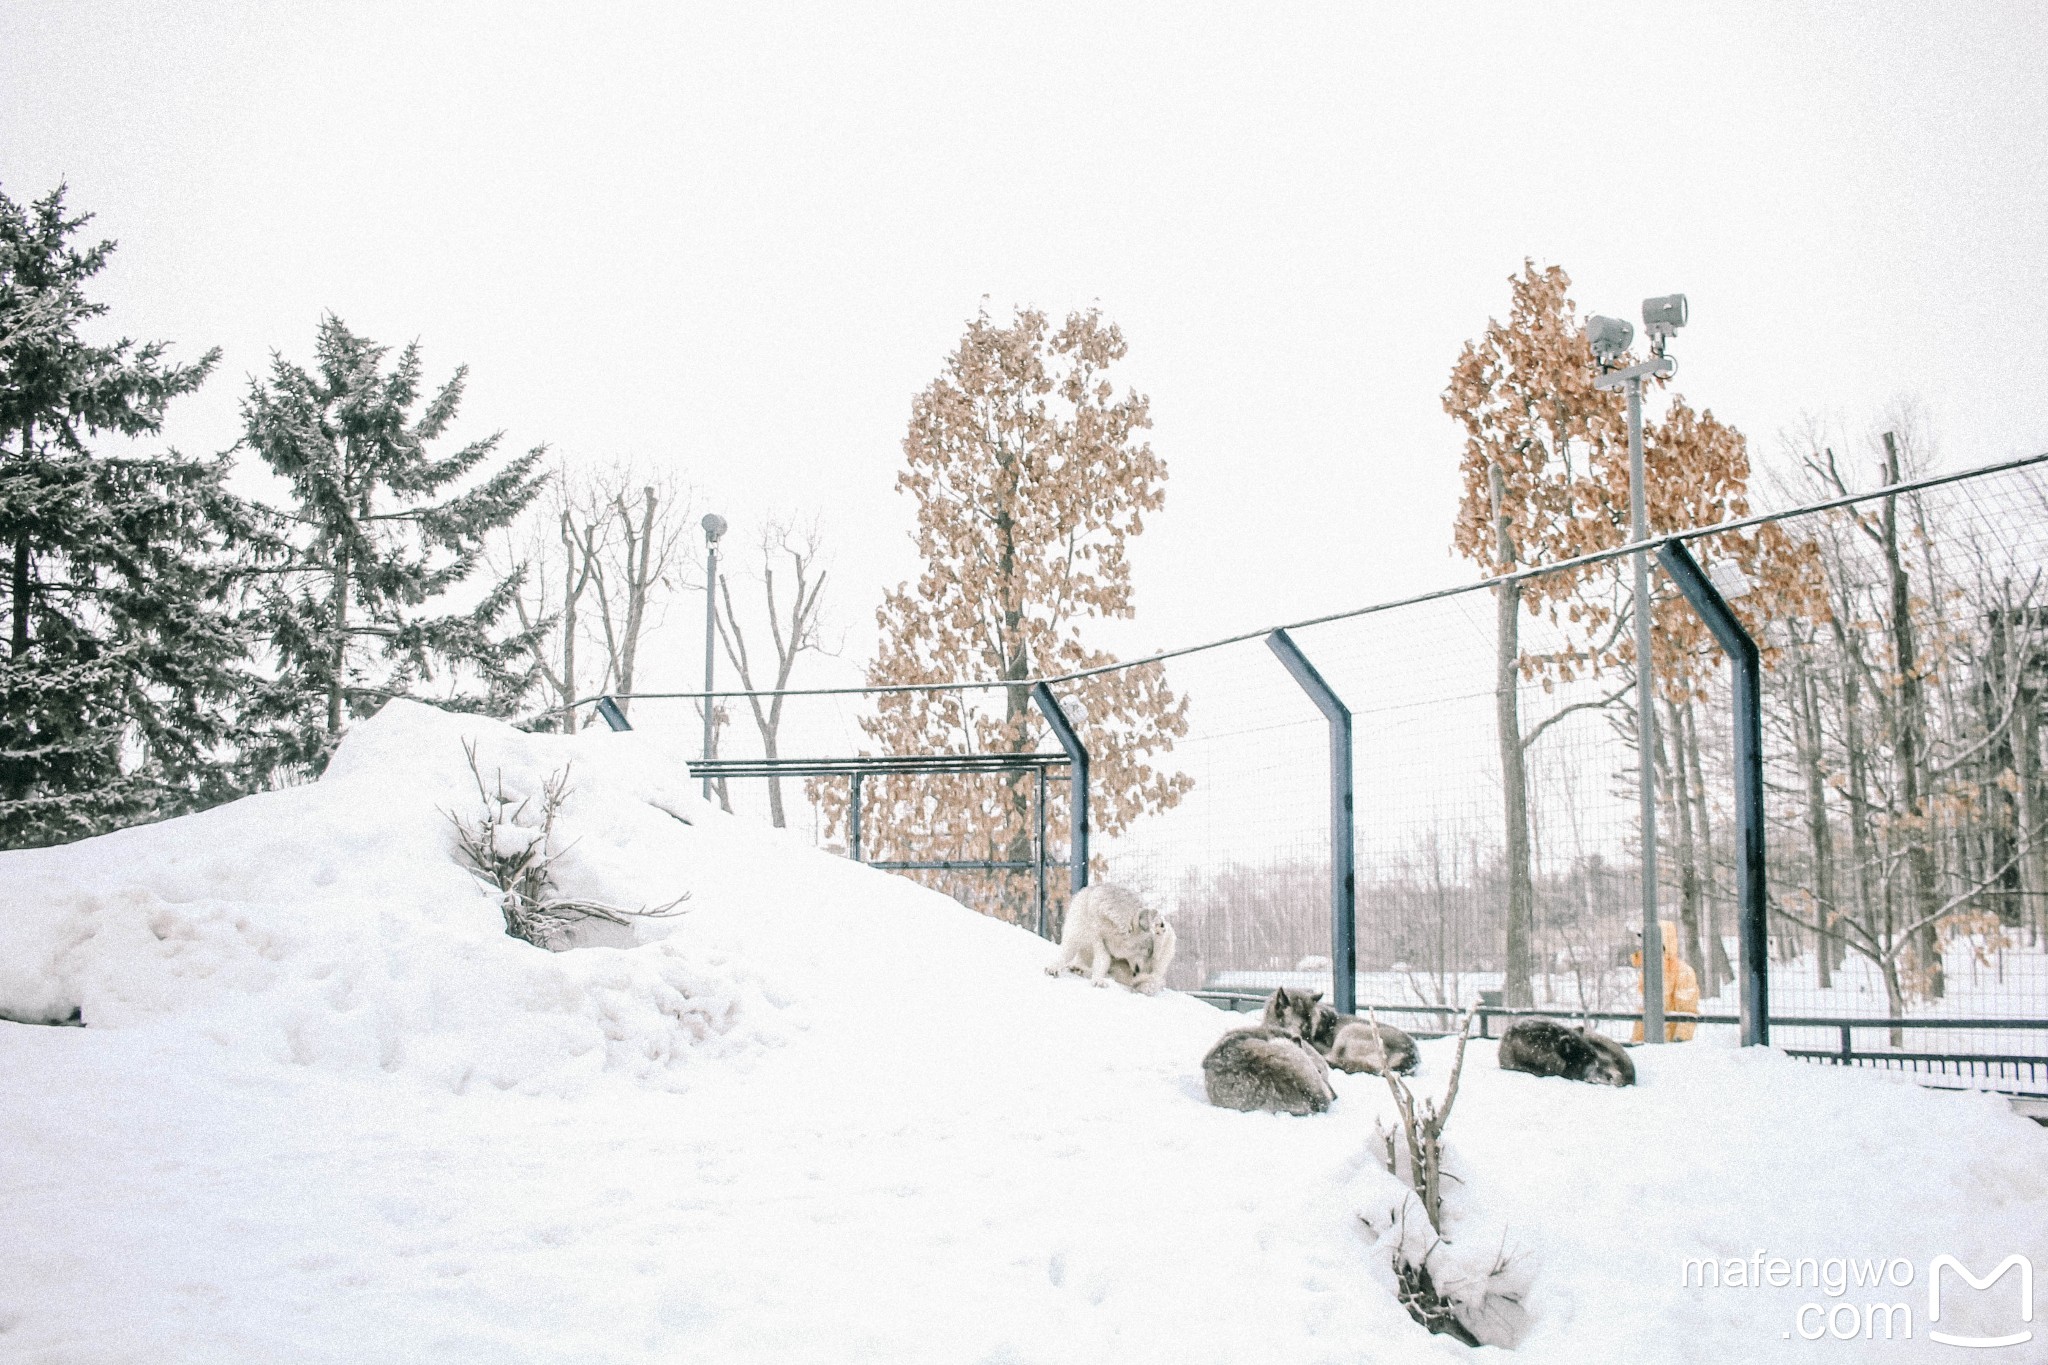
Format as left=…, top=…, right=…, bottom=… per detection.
left=849, top=773, right=864, bottom=864
left=1031, top=683, right=1090, bottom=894
left=1656, top=540, right=1770, bottom=1047
left=1266, top=629, right=1356, bottom=1017
left=594, top=695, right=632, bottom=732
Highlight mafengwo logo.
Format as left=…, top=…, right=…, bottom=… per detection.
left=1679, top=1250, right=2034, bottom=1346
left=1928, top=1255, right=2032, bottom=1350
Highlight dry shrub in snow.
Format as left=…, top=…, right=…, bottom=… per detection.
left=447, top=740, right=688, bottom=950
left=1364, top=1008, right=1528, bottom=1349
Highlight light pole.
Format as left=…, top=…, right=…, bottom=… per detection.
left=700, top=512, right=727, bottom=799
left=1590, top=293, right=1687, bottom=1044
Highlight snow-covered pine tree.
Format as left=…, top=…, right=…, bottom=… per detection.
left=0, top=182, right=256, bottom=849
left=239, top=316, right=546, bottom=782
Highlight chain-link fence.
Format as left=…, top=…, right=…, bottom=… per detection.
left=577, top=451, right=2048, bottom=1095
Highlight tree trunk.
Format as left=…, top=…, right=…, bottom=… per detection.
left=2016, top=677, right=2047, bottom=947
left=1881, top=432, right=1943, bottom=997
left=1488, top=463, right=1535, bottom=1008
left=11, top=419, right=34, bottom=659
left=1982, top=609, right=2021, bottom=926
left=1831, top=611, right=1882, bottom=978
left=718, top=551, right=823, bottom=832
left=1795, top=654, right=1839, bottom=990
left=615, top=488, right=658, bottom=719
left=1880, top=952, right=1907, bottom=1048
left=1662, top=698, right=1708, bottom=988
left=761, top=725, right=785, bottom=828
left=996, top=473, right=1037, bottom=926
left=762, top=667, right=792, bottom=830
left=1681, top=697, right=1733, bottom=993
left=8, top=536, right=26, bottom=660
left=559, top=514, right=580, bottom=734
left=327, top=542, right=350, bottom=736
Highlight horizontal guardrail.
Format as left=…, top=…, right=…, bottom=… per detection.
left=1185, top=991, right=2048, bottom=1097
left=690, top=753, right=1071, bottom=779
left=865, top=858, right=1070, bottom=872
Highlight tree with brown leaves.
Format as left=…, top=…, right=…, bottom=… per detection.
left=1447, top=263, right=1822, bottom=1006
left=828, top=306, right=1190, bottom=929
left=1445, top=262, right=1628, bottom=1006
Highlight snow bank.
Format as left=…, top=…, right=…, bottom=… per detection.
left=0, top=702, right=788, bottom=1093
left=2, top=702, right=2045, bottom=1364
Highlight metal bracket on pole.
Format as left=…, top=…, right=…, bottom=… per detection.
left=1592, top=354, right=1675, bottom=391
left=1266, top=629, right=1356, bottom=1017
left=1656, top=539, right=1770, bottom=1047
left=593, top=696, right=632, bottom=732
left=1031, top=683, right=1090, bottom=895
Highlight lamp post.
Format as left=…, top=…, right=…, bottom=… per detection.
left=700, top=512, right=727, bottom=799
left=1590, top=294, right=1686, bottom=1044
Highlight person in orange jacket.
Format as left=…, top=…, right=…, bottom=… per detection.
left=1632, top=920, right=1700, bottom=1042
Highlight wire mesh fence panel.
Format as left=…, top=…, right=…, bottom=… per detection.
left=1692, top=457, right=2048, bottom=1064
left=567, top=454, right=2048, bottom=1080
left=1301, top=572, right=1654, bottom=1041
left=1091, top=565, right=1665, bottom=1044
left=1086, top=636, right=1332, bottom=991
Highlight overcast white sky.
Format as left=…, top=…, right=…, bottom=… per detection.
left=6, top=2, right=2046, bottom=706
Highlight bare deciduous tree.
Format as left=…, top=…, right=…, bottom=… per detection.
left=714, top=518, right=831, bottom=828
left=588, top=469, right=694, bottom=721
left=499, top=465, right=607, bottom=732
left=498, top=459, right=698, bottom=730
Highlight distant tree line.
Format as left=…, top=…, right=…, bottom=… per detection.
left=1758, top=422, right=2047, bottom=1031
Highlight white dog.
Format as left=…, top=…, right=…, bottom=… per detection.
left=1045, top=882, right=1175, bottom=994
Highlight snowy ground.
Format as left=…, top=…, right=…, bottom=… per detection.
left=3, top=704, right=2045, bottom=1363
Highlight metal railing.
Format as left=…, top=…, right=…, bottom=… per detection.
left=1185, top=991, right=2048, bottom=1097
left=592, top=685, right=1093, bottom=939
left=691, top=750, right=1076, bottom=939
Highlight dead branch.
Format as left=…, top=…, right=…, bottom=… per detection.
left=445, top=739, right=691, bottom=949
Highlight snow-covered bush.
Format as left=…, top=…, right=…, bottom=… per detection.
left=1365, top=1008, right=1528, bottom=1348
left=446, top=740, right=688, bottom=950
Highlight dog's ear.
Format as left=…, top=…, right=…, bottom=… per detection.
left=1308, top=990, right=1323, bottom=1004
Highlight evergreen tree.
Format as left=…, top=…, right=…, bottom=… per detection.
left=240, top=316, right=546, bottom=780
left=0, top=182, right=254, bottom=848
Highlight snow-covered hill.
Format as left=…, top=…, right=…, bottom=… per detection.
left=2, top=703, right=2043, bottom=1363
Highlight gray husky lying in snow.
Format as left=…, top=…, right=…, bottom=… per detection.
left=1045, top=883, right=1175, bottom=994
left=1203, top=987, right=1335, bottom=1115
left=1496, top=1018, right=1635, bottom=1087
left=1265, top=995, right=1420, bottom=1076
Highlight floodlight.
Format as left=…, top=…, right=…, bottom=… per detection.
left=701, top=512, right=728, bottom=542
left=1641, top=294, right=1688, bottom=334
left=1586, top=314, right=1634, bottom=361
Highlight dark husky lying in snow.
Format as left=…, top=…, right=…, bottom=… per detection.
left=1495, top=1018, right=1635, bottom=1087
left=1202, top=987, right=1335, bottom=1115
left=1261, top=994, right=1421, bottom=1077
